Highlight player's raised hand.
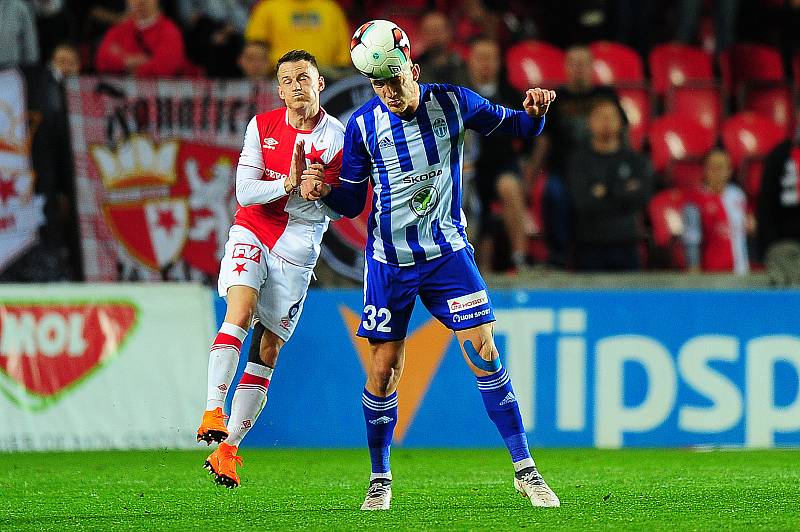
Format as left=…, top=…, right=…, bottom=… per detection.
left=285, top=139, right=306, bottom=193
left=523, top=88, right=556, bottom=118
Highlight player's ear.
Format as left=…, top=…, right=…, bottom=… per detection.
left=318, top=75, right=325, bottom=92
left=410, top=63, right=420, bottom=82
left=277, top=82, right=285, bottom=100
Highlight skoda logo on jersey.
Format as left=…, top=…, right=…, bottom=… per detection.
left=409, top=185, right=440, bottom=217
left=432, top=117, right=448, bottom=138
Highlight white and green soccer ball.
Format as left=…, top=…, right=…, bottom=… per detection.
left=349, top=19, right=411, bottom=80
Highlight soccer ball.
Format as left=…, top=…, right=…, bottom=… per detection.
left=349, top=19, right=411, bottom=79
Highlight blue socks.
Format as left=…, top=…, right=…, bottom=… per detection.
left=362, top=389, right=398, bottom=479
left=361, top=368, right=532, bottom=477
left=477, top=367, right=533, bottom=468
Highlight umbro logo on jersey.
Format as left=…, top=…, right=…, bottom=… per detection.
left=369, top=416, right=394, bottom=425
left=262, top=137, right=278, bottom=150
left=378, top=136, right=394, bottom=149
left=499, top=392, right=517, bottom=406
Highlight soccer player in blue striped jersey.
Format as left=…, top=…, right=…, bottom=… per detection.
left=300, top=24, right=558, bottom=510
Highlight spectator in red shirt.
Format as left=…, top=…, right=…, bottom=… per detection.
left=95, top=0, right=188, bottom=77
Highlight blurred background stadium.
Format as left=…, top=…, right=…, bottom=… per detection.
left=1, top=0, right=799, bottom=528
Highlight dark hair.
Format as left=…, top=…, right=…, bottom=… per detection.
left=275, top=50, right=318, bottom=73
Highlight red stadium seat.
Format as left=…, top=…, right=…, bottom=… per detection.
left=721, top=112, right=786, bottom=198
left=648, top=188, right=687, bottom=268
left=505, top=41, right=566, bottom=92
left=670, top=160, right=706, bottom=192
left=666, top=85, right=722, bottom=132
left=589, top=41, right=644, bottom=85
left=617, top=86, right=650, bottom=150
left=648, top=115, right=717, bottom=189
left=744, top=85, right=795, bottom=135
left=649, top=43, right=714, bottom=96
left=720, top=43, right=785, bottom=94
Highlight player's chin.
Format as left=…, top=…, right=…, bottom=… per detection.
left=385, top=101, right=404, bottom=112
left=288, top=99, right=312, bottom=109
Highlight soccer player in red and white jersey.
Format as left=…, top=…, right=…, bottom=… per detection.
left=197, top=49, right=344, bottom=487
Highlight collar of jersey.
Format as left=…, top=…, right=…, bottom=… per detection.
left=283, top=107, right=326, bottom=133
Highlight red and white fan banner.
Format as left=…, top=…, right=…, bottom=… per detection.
left=66, top=77, right=281, bottom=282
left=0, top=69, right=45, bottom=272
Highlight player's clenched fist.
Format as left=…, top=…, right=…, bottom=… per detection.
left=300, top=164, right=328, bottom=200
left=523, top=88, right=556, bottom=118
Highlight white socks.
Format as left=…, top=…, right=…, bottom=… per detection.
left=205, top=322, right=247, bottom=410
left=226, top=362, right=273, bottom=446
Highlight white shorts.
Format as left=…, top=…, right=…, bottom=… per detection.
left=218, top=225, right=313, bottom=341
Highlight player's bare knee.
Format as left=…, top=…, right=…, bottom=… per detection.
left=461, top=334, right=500, bottom=374
left=475, top=336, right=498, bottom=361
left=224, top=299, right=255, bottom=330
left=370, top=364, right=396, bottom=389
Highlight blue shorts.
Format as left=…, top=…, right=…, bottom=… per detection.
left=357, top=247, right=495, bottom=341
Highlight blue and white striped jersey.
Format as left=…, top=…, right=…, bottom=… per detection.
left=332, top=83, right=545, bottom=266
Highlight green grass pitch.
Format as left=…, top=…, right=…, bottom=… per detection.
left=2, top=448, right=799, bottom=530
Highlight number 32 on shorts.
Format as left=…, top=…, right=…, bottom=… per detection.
left=362, top=305, right=392, bottom=332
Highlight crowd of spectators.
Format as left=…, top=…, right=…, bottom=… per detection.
left=1, top=0, right=799, bottom=281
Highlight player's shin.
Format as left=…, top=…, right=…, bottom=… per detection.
left=362, top=389, right=398, bottom=480
left=226, top=361, right=272, bottom=446
left=476, top=366, right=535, bottom=471
left=206, top=322, right=248, bottom=410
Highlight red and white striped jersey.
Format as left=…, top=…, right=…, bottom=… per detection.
left=234, top=107, right=345, bottom=267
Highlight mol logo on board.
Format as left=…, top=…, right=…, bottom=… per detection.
left=0, top=303, right=137, bottom=410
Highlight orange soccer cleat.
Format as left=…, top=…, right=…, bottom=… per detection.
left=196, top=407, right=229, bottom=444
left=204, top=442, right=243, bottom=488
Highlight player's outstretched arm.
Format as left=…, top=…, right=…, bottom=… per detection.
left=459, top=86, right=553, bottom=139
